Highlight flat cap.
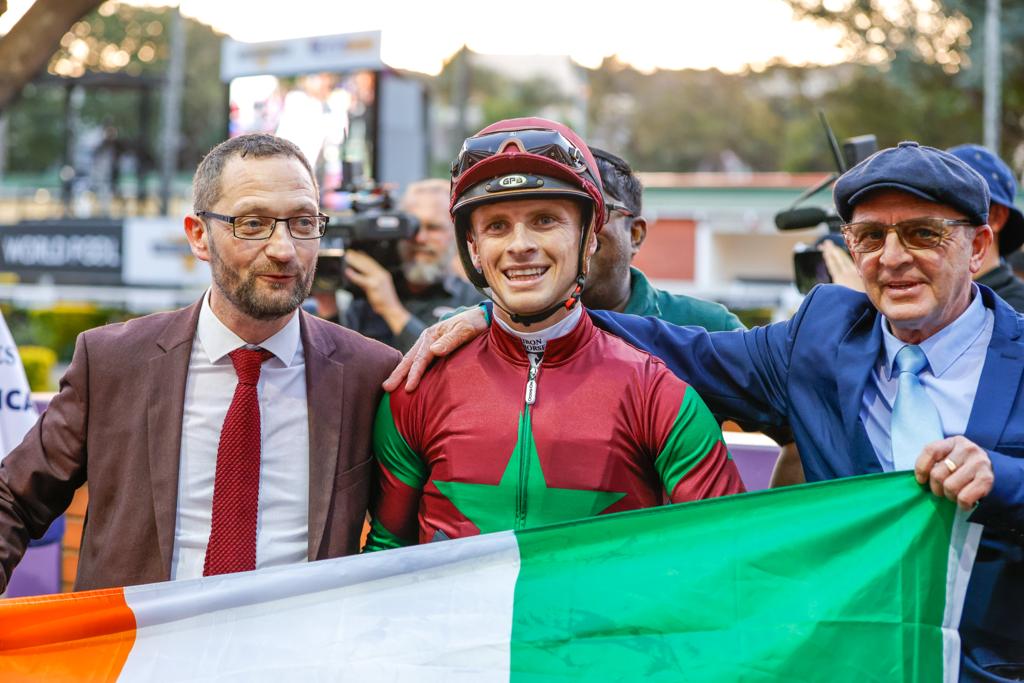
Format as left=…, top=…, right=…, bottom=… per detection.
left=833, top=141, right=990, bottom=225
left=947, top=144, right=1024, bottom=255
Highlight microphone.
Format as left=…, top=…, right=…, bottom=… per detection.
left=774, top=207, right=830, bottom=231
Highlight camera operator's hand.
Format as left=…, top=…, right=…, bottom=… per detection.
left=344, top=250, right=411, bottom=335
left=821, top=240, right=865, bottom=292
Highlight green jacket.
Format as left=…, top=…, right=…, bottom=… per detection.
left=623, top=268, right=744, bottom=331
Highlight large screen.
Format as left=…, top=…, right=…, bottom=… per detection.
left=228, top=71, right=377, bottom=210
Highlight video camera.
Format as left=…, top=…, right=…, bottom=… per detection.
left=314, top=162, right=419, bottom=297
left=774, top=114, right=876, bottom=294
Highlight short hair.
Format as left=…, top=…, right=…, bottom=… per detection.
left=591, top=147, right=643, bottom=215
left=400, top=178, right=451, bottom=216
left=192, top=134, right=318, bottom=212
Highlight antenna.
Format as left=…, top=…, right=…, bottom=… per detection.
left=819, top=110, right=846, bottom=174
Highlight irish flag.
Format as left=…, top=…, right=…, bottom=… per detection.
left=1, top=473, right=978, bottom=682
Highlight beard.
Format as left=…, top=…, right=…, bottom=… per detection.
left=208, top=239, right=315, bottom=321
left=399, top=240, right=453, bottom=287
left=401, top=259, right=447, bottom=287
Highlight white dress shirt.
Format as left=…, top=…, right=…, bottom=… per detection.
left=171, top=292, right=310, bottom=580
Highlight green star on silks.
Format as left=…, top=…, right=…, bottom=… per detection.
left=433, top=410, right=626, bottom=534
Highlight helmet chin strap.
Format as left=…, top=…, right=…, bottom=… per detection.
left=503, top=275, right=585, bottom=327
left=474, top=213, right=595, bottom=327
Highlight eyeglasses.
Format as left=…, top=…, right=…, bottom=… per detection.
left=840, top=218, right=974, bottom=253
left=604, top=200, right=636, bottom=223
left=450, top=128, right=588, bottom=179
left=196, top=210, right=329, bottom=240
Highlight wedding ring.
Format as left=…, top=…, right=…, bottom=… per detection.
left=943, top=458, right=958, bottom=474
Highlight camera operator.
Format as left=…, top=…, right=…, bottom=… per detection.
left=342, top=179, right=481, bottom=352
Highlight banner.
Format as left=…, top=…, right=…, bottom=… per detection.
left=0, top=311, right=37, bottom=458
left=0, top=473, right=979, bottom=682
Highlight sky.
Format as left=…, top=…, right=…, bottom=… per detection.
left=1, top=0, right=852, bottom=74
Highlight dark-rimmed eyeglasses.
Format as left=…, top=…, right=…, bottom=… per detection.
left=604, top=201, right=636, bottom=223
left=196, top=210, right=329, bottom=240
left=451, top=128, right=588, bottom=179
left=841, top=218, right=973, bottom=253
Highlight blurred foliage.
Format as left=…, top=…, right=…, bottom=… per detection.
left=732, top=307, right=775, bottom=330
left=783, top=0, right=1024, bottom=165
left=432, top=48, right=1006, bottom=175
left=2, top=303, right=133, bottom=363
left=4, top=1, right=1022, bottom=179
left=787, top=0, right=974, bottom=68
left=434, top=47, right=577, bottom=126
left=585, top=57, right=994, bottom=173
left=18, top=345, right=57, bottom=392
left=4, top=2, right=225, bottom=174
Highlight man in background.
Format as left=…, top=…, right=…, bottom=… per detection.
left=948, top=144, right=1024, bottom=311
left=584, top=148, right=743, bottom=331
left=342, top=179, right=480, bottom=352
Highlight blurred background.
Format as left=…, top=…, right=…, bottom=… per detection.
left=1, top=0, right=1022, bottom=594
left=0, top=0, right=1022, bottom=389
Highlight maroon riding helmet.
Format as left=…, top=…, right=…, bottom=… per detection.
left=449, top=117, right=607, bottom=325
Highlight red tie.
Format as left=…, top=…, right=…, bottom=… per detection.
left=203, top=347, right=273, bottom=576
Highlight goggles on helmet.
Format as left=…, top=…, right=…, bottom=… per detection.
left=451, top=128, right=590, bottom=180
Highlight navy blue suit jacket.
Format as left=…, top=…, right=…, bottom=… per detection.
left=590, top=284, right=1024, bottom=682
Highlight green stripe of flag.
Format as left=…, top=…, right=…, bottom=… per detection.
left=510, top=472, right=970, bottom=682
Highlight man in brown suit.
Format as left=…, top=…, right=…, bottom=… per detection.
left=0, top=134, right=399, bottom=592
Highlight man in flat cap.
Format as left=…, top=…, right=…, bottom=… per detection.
left=390, top=141, right=1024, bottom=681
left=824, top=143, right=1024, bottom=316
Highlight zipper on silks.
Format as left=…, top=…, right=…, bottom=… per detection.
left=515, top=353, right=542, bottom=529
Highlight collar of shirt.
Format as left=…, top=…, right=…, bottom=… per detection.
left=623, top=267, right=663, bottom=318
left=196, top=290, right=302, bottom=367
left=879, top=283, right=987, bottom=380
left=493, top=304, right=584, bottom=357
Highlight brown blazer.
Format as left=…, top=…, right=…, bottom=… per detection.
left=0, top=300, right=400, bottom=591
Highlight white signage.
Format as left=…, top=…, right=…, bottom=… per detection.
left=122, top=217, right=211, bottom=287
left=221, top=31, right=384, bottom=80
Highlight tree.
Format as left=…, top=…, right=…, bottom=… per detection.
left=4, top=3, right=225, bottom=174
left=0, top=0, right=103, bottom=111
left=784, top=0, right=1024, bottom=164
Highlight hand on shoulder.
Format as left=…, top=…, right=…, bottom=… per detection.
left=383, top=306, right=488, bottom=392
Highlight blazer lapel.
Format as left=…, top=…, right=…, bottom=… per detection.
left=835, top=307, right=885, bottom=474
left=301, top=313, right=344, bottom=560
left=966, top=291, right=1024, bottom=448
left=147, top=301, right=202, bottom=578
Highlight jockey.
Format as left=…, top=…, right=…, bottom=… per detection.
left=365, top=118, right=744, bottom=550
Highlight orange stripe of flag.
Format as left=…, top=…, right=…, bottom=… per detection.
left=0, top=587, right=136, bottom=682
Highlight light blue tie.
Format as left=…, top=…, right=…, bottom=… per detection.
left=890, top=345, right=944, bottom=471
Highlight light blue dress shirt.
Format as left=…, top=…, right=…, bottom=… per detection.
left=861, top=285, right=994, bottom=471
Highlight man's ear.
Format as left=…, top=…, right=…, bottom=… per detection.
left=969, top=224, right=995, bottom=274
left=630, top=216, right=648, bottom=258
left=184, top=214, right=211, bottom=263
left=586, top=228, right=598, bottom=257
left=466, top=232, right=481, bottom=271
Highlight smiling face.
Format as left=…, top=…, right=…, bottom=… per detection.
left=849, top=189, right=992, bottom=343
left=186, top=154, right=320, bottom=333
left=468, top=198, right=591, bottom=329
